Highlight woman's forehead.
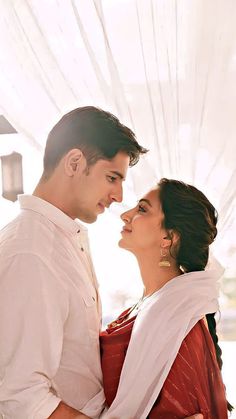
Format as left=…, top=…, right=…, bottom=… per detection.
left=141, top=188, right=162, bottom=209
left=142, top=188, right=158, bottom=200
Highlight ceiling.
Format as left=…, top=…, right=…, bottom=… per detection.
left=0, top=0, right=236, bottom=271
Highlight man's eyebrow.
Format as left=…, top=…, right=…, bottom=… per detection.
left=138, top=198, right=152, bottom=207
left=109, top=171, right=125, bottom=180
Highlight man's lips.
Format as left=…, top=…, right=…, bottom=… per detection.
left=98, top=201, right=112, bottom=210
left=97, top=203, right=105, bottom=212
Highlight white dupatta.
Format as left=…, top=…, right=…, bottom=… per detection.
left=102, top=270, right=220, bottom=419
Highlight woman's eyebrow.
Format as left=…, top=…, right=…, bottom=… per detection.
left=138, top=199, right=152, bottom=207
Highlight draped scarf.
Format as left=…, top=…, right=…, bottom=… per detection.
left=102, top=270, right=220, bottom=418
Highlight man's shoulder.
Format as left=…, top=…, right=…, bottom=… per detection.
left=0, top=210, right=55, bottom=257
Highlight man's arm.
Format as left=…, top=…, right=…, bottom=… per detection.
left=48, top=402, right=90, bottom=418
left=0, top=253, right=68, bottom=418
left=49, top=404, right=203, bottom=419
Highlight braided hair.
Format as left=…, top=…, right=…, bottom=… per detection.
left=206, top=313, right=234, bottom=411
left=158, top=178, right=233, bottom=412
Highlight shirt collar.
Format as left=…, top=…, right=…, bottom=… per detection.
left=18, top=195, right=87, bottom=236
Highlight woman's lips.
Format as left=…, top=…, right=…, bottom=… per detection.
left=121, top=227, right=132, bottom=234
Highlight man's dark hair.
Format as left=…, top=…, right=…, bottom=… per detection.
left=43, top=106, right=148, bottom=177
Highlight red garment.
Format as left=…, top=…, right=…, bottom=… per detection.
left=100, top=309, right=228, bottom=419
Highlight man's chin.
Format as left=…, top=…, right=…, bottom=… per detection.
left=76, top=212, right=98, bottom=224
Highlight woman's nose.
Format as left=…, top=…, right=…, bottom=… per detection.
left=121, top=209, right=132, bottom=223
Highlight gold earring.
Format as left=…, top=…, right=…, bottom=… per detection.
left=159, top=248, right=171, bottom=267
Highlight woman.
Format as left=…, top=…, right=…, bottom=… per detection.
left=100, top=179, right=232, bottom=418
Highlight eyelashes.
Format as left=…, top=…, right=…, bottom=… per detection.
left=107, top=175, right=117, bottom=183
left=138, top=204, right=147, bottom=213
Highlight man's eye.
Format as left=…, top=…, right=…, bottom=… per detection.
left=138, top=205, right=147, bottom=213
left=107, top=176, right=117, bottom=183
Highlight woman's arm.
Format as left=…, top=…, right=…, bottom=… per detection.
left=187, top=415, right=203, bottom=419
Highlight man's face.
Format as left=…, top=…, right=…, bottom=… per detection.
left=69, top=151, right=130, bottom=222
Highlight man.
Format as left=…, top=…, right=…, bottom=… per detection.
left=0, top=106, right=202, bottom=419
left=0, top=106, right=147, bottom=418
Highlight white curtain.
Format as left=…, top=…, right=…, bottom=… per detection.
left=0, top=0, right=236, bottom=269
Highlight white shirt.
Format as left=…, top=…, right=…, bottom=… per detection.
left=0, top=195, right=105, bottom=419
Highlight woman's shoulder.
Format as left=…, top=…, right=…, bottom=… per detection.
left=179, top=319, right=210, bottom=357
left=183, top=318, right=213, bottom=347
left=175, top=318, right=219, bottom=375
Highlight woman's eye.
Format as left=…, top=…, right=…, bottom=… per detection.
left=138, top=205, right=147, bottom=213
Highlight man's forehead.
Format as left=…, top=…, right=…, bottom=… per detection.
left=100, top=153, right=130, bottom=172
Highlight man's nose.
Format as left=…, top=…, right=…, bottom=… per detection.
left=110, top=183, right=123, bottom=203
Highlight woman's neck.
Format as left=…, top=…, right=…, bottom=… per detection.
left=136, top=252, right=182, bottom=296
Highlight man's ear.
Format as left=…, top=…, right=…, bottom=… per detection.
left=64, top=149, right=86, bottom=176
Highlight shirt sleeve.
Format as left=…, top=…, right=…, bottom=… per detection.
left=0, top=252, right=69, bottom=418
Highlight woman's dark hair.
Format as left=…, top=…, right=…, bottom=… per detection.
left=158, top=178, right=217, bottom=273
left=158, top=178, right=233, bottom=412
left=206, top=313, right=234, bottom=411
left=43, top=106, right=147, bottom=177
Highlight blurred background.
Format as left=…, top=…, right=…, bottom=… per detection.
left=0, top=0, right=235, bottom=414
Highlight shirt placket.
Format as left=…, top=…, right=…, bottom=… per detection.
left=75, top=231, right=100, bottom=313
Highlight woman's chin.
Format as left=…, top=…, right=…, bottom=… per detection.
left=118, top=238, right=126, bottom=248
left=118, top=239, right=133, bottom=253
left=118, top=237, right=131, bottom=250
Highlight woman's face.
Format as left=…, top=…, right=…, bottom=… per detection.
left=119, top=189, right=167, bottom=254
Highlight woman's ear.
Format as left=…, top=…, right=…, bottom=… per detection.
left=64, top=149, right=86, bottom=176
left=161, top=229, right=180, bottom=248
left=169, top=229, right=180, bottom=246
